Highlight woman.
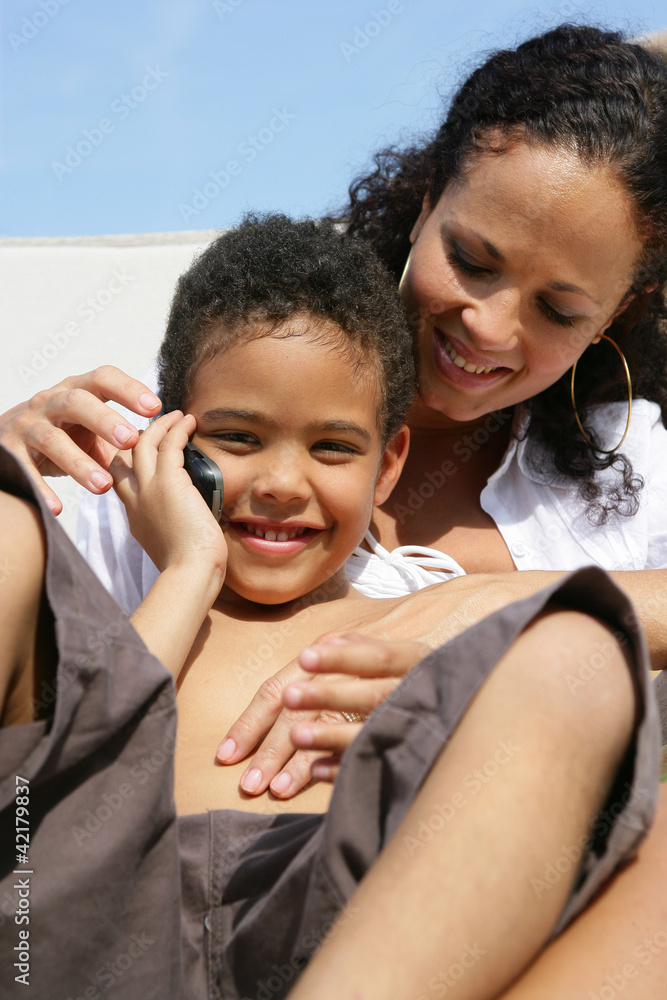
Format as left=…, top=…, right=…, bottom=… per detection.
left=1, top=23, right=666, bottom=997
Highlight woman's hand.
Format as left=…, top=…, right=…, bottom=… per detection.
left=215, top=572, right=564, bottom=796
left=0, top=367, right=161, bottom=513
left=215, top=633, right=429, bottom=797
left=111, top=410, right=227, bottom=577
left=287, top=635, right=430, bottom=782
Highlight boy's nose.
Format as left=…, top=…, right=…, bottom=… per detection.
left=251, top=459, right=311, bottom=505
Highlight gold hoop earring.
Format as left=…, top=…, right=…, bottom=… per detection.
left=398, top=244, right=415, bottom=294
left=570, top=334, right=633, bottom=455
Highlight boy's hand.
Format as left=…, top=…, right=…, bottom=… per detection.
left=215, top=634, right=428, bottom=797
left=111, top=410, right=227, bottom=577
left=0, top=367, right=161, bottom=513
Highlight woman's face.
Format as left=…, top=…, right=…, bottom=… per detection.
left=402, top=140, right=642, bottom=426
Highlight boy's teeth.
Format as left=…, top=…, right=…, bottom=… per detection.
left=444, top=337, right=499, bottom=374
left=243, top=524, right=307, bottom=540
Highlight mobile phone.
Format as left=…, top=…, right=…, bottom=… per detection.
left=183, top=443, right=224, bottom=522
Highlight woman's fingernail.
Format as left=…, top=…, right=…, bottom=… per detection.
left=311, top=762, right=334, bottom=781
left=293, top=726, right=314, bottom=748
left=299, top=648, right=319, bottom=669
left=216, top=737, right=236, bottom=762
left=284, top=686, right=303, bottom=708
left=45, top=498, right=58, bottom=514
left=270, top=773, right=291, bottom=795
left=241, top=768, right=262, bottom=793
left=114, top=425, right=133, bottom=445
left=90, top=471, right=111, bottom=490
left=140, top=393, right=161, bottom=410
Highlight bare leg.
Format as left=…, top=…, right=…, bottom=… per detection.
left=287, top=610, right=637, bottom=1000
left=495, top=782, right=667, bottom=1000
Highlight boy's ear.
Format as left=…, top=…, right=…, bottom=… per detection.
left=373, top=425, right=410, bottom=506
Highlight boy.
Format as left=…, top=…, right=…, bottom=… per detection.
left=112, top=212, right=415, bottom=814
left=0, top=215, right=658, bottom=1000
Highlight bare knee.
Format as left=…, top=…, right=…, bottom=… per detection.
left=506, top=610, right=636, bottom=775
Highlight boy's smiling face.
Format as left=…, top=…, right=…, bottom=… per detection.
left=187, top=315, right=407, bottom=605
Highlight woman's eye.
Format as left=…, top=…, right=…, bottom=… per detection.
left=447, top=248, right=491, bottom=277
left=537, top=300, right=576, bottom=328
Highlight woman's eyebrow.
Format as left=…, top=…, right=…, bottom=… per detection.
left=469, top=230, right=506, bottom=263
left=547, top=281, right=600, bottom=305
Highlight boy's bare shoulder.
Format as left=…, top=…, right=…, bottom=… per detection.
left=0, top=491, right=49, bottom=725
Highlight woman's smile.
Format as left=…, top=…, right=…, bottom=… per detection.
left=432, top=329, right=513, bottom=388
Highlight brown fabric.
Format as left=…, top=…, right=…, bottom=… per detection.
left=0, top=447, right=182, bottom=999
left=0, top=445, right=661, bottom=1000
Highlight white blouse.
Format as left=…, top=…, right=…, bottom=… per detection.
left=76, top=369, right=667, bottom=613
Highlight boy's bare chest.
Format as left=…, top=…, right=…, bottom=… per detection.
left=173, top=596, right=388, bottom=816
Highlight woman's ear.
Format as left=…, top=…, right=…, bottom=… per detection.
left=593, top=290, right=637, bottom=343
left=409, top=194, right=431, bottom=244
left=373, top=425, right=410, bottom=506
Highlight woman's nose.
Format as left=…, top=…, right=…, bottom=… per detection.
left=460, top=290, right=520, bottom=352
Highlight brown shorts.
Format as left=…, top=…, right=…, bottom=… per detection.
left=0, top=446, right=661, bottom=1000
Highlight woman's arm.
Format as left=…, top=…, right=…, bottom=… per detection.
left=0, top=368, right=161, bottom=513
left=214, top=567, right=667, bottom=795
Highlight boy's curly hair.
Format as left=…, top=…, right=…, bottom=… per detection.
left=158, top=213, right=416, bottom=444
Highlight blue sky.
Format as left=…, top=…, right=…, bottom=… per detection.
left=1, top=0, right=664, bottom=237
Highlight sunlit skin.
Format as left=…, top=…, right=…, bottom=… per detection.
left=186, top=316, right=406, bottom=608
left=401, top=139, right=643, bottom=431
left=369, top=139, right=645, bottom=561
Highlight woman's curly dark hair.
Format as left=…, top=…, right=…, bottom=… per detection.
left=332, top=24, right=667, bottom=522
left=158, top=213, right=416, bottom=444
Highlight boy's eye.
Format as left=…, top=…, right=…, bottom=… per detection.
left=210, top=432, right=258, bottom=446
left=313, top=441, right=357, bottom=456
